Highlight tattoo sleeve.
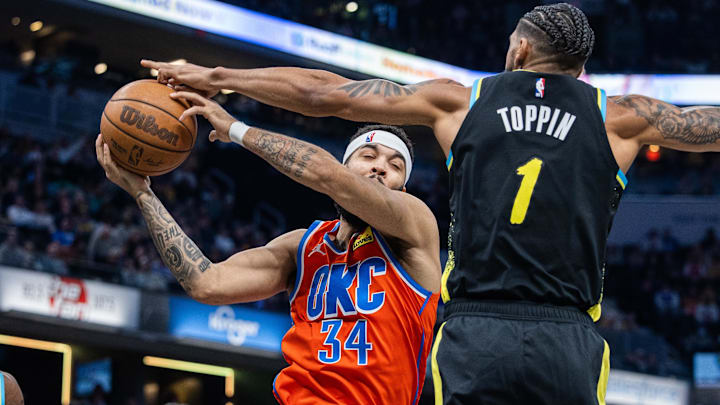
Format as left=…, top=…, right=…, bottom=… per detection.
left=336, top=78, right=459, bottom=98
left=135, top=189, right=211, bottom=294
left=613, top=95, right=720, bottom=145
left=243, top=128, right=321, bottom=181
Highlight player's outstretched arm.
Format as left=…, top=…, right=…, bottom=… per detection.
left=94, top=135, right=299, bottom=305
left=174, top=91, right=440, bottom=257
left=609, top=95, right=720, bottom=153
left=141, top=60, right=469, bottom=153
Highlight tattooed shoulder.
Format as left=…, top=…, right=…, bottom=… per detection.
left=337, top=78, right=462, bottom=99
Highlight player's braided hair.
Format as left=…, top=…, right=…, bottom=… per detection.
left=519, top=3, right=594, bottom=68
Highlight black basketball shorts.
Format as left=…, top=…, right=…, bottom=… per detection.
left=431, top=301, right=610, bottom=405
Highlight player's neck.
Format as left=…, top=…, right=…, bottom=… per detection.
left=335, top=218, right=364, bottom=248
left=516, top=61, right=581, bottom=77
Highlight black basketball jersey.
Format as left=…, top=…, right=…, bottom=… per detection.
left=442, top=70, right=625, bottom=321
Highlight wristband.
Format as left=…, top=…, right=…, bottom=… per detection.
left=229, top=121, right=251, bottom=147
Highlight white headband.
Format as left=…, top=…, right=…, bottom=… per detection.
left=342, top=130, right=413, bottom=185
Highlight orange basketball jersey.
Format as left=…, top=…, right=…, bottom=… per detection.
left=274, top=220, right=439, bottom=405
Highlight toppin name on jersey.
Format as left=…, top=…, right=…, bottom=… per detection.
left=496, top=105, right=577, bottom=141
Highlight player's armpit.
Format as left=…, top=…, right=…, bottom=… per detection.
left=194, top=229, right=304, bottom=305
left=609, top=95, right=720, bottom=152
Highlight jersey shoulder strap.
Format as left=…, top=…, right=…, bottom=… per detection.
left=590, top=86, right=627, bottom=188
left=595, top=87, right=607, bottom=122
left=1, top=372, right=5, bottom=405
left=447, top=75, right=491, bottom=171
left=468, top=77, right=487, bottom=109
left=288, top=220, right=325, bottom=304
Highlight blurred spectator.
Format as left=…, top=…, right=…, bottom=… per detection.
left=0, top=229, right=33, bottom=269
left=695, top=287, right=720, bottom=325
left=653, top=283, right=681, bottom=316
left=683, top=245, right=707, bottom=280
left=33, top=241, right=69, bottom=275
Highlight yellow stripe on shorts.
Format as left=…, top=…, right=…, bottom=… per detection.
left=431, top=322, right=446, bottom=405
left=596, top=340, right=610, bottom=405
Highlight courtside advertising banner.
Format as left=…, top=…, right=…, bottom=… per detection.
left=85, top=0, right=720, bottom=104
left=168, top=296, right=292, bottom=353
left=0, top=266, right=141, bottom=328
left=694, top=353, right=720, bottom=388
left=86, top=0, right=478, bottom=85
left=606, top=369, right=689, bottom=405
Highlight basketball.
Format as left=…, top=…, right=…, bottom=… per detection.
left=100, top=79, right=197, bottom=176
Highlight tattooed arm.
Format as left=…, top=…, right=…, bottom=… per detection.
left=95, top=135, right=301, bottom=305
left=174, top=91, right=439, bottom=252
left=608, top=95, right=720, bottom=153
left=142, top=60, right=469, bottom=154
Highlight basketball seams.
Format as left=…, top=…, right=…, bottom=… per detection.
left=102, top=111, right=192, bottom=153
left=108, top=98, right=194, bottom=138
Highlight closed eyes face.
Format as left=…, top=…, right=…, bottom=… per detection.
left=346, top=144, right=407, bottom=191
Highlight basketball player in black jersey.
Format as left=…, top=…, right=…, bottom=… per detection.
left=144, top=3, right=720, bottom=403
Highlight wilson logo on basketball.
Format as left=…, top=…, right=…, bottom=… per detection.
left=119, top=105, right=180, bottom=146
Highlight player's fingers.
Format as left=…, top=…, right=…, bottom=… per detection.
left=179, top=106, right=204, bottom=122
left=171, top=91, right=205, bottom=105
left=102, top=143, right=113, bottom=169
left=140, top=59, right=160, bottom=69
left=103, top=143, right=124, bottom=178
left=95, top=134, right=104, bottom=164
left=100, top=143, right=113, bottom=178
left=209, top=130, right=217, bottom=142
left=157, top=70, right=170, bottom=84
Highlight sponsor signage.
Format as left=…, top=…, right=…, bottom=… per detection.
left=0, top=266, right=140, bottom=328
left=168, top=296, right=291, bottom=353
left=607, top=369, right=689, bottom=405
left=85, top=0, right=720, bottom=104
left=695, top=353, right=720, bottom=388
left=87, top=0, right=477, bottom=85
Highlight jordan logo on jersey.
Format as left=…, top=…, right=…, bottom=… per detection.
left=535, top=78, right=545, bottom=98
left=306, top=257, right=387, bottom=320
left=309, top=242, right=326, bottom=257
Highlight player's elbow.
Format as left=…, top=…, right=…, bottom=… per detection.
left=191, top=286, right=230, bottom=306
left=314, top=162, right=348, bottom=196
left=186, top=265, right=225, bottom=305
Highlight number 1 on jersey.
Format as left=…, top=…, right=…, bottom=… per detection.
left=510, top=158, right=543, bottom=224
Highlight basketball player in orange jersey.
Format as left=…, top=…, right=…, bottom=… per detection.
left=95, top=90, right=441, bottom=404
left=1, top=371, right=24, bottom=405
left=144, top=3, right=720, bottom=403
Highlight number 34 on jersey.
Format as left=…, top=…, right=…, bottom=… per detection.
left=306, top=257, right=387, bottom=366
